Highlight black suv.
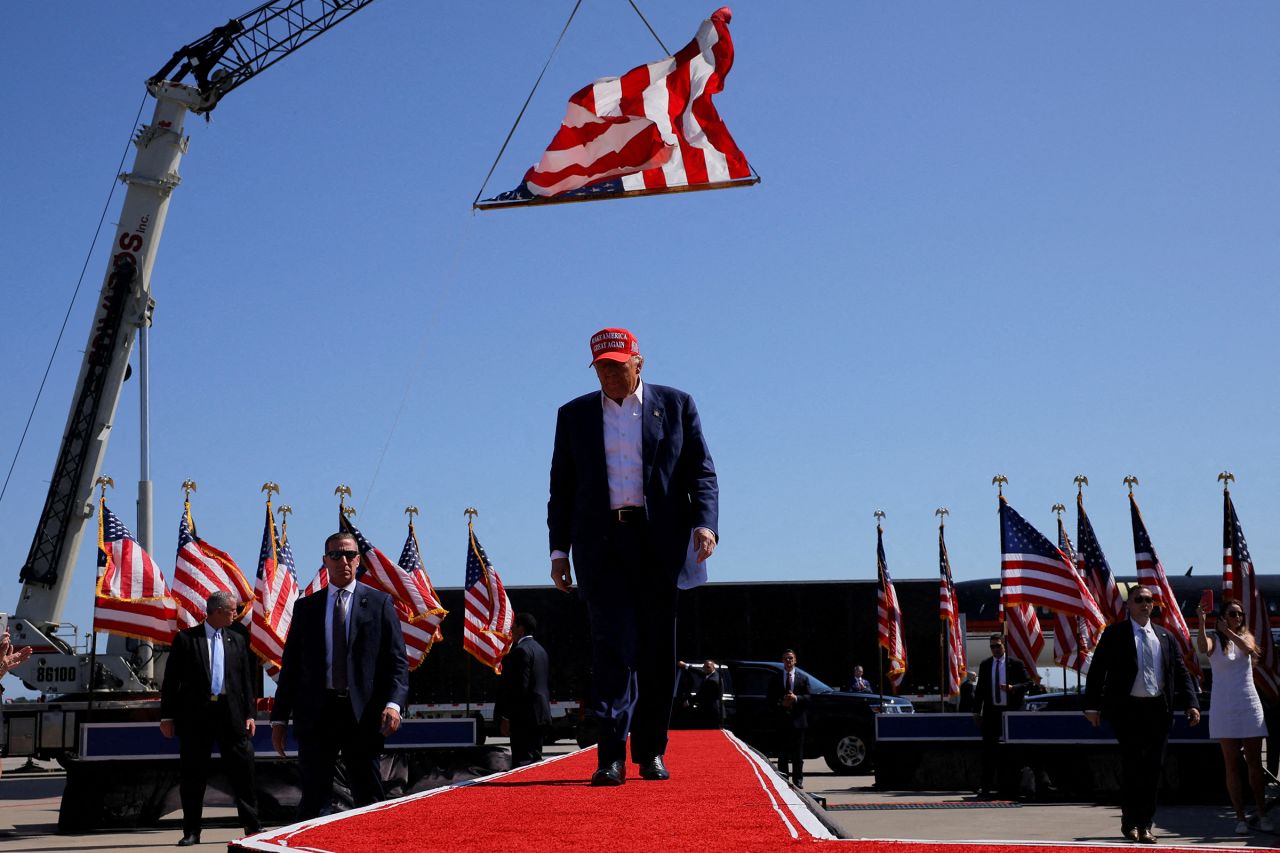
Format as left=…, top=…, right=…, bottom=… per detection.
left=672, top=659, right=913, bottom=774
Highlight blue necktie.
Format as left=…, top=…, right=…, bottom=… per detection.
left=211, top=630, right=224, bottom=696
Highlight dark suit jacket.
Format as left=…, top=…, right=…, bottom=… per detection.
left=695, top=671, right=725, bottom=726
left=971, top=655, right=1034, bottom=717
left=766, top=669, right=811, bottom=730
left=161, top=623, right=256, bottom=731
left=1084, top=619, right=1200, bottom=721
left=495, top=636, right=551, bottom=728
left=548, top=383, right=718, bottom=595
left=271, top=583, right=409, bottom=739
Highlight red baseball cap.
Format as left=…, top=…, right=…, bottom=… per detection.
left=588, top=328, right=640, bottom=366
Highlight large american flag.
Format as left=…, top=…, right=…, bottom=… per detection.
left=94, top=500, right=177, bottom=644
left=172, top=505, right=253, bottom=628
left=341, top=515, right=447, bottom=671
left=938, top=524, right=966, bottom=699
left=1053, top=516, right=1094, bottom=673
left=1222, top=490, right=1279, bottom=702
left=462, top=523, right=513, bottom=674
left=488, top=7, right=752, bottom=205
left=1130, top=493, right=1201, bottom=681
left=250, top=504, right=298, bottom=676
left=876, top=524, right=907, bottom=690
left=1076, top=493, right=1126, bottom=625
left=1000, top=497, right=1105, bottom=632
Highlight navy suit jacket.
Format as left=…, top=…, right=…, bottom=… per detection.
left=766, top=669, right=812, bottom=730
left=271, top=583, right=409, bottom=740
left=972, top=655, right=1034, bottom=717
left=1084, top=619, right=1200, bottom=721
left=161, top=623, right=256, bottom=730
left=495, top=636, right=552, bottom=728
left=547, top=382, right=718, bottom=596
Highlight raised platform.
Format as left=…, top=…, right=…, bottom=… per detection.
left=875, top=712, right=1222, bottom=801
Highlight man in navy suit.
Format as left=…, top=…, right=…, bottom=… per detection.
left=766, top=649, right=812, bottom=787
left=160, top=590, right=260, bottom=846
left=496, top=612, right=552, bottom=767
left=271, top=531, right=409, bottom=819
left=548, top=327, right=718, bottom=786
left=1084, top=585, right=1201, bottom=844
left=972, top=633, right=1034, bottom=798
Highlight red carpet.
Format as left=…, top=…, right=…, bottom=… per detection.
left=233, top=730, right=831, bottom=852
left=233, top=731, right=1261, bottom=852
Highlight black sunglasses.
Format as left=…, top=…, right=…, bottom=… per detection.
left=326, top=549, right=360, bottom=560
left=1132, top=595, right=1154, bottom=604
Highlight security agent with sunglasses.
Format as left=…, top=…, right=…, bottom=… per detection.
left=1085, top=585, right=1201, bottom=844
left=271, top=532, right=409, bottom=819
left=972, top=633, right=1034, bottom=798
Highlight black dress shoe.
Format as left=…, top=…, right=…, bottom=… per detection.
left=639, top=755, right=670, bottom=781
left=176, top=833, right=200, bottom=847
left=591, top=759, right=625, bottom=786
left=1138, top=829, right=1157, bottom=844
left=244, top=825, right=263, bottom=836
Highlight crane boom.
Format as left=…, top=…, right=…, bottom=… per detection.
left=12, top=0, right=379, bottom=695
left=152, top=0, right=378, bottom=114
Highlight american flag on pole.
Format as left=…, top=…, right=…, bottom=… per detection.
left=340, top=514, right=447, bottom=671
left=171, top=503, right=253, bottom=628
left=1076, top=493, right=1126, bottom=625
left=876, top=523, right=908, bottom=690
left=250, top=504, right=298, bottom=676
left=94, top=499, right=178, bottom=644
left=938, top=523, right=966, bottom=699
left=479, top=7, right=755, bottom=208
left=462, top=521, right=513, bottom=674
left=399, top=520, right=446, bottom=651
left=1000, top=497, right=1105, bottom=632
left=1052, top=516, right=1094, bottom=673
left=1222, top=489, right=1279, bottom=702
left=1130, top=492, right=1200, bottom=681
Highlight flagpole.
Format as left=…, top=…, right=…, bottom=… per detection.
left=936, top=508, right=949, bottom=710
left=86, top=477, right=114, bottom=722
left=992, top=476, right=1009, bottom=653
left=464, top=508, right=478, bottom=717
left=874, top=510, right=886, bottom=703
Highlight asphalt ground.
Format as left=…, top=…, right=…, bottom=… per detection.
left=1, top=747, right=1276, bottom=850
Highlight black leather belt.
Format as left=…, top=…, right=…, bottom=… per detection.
left=208, top=694, right=224, bottom=702
left=326, top=688, right=350, bottom=699
left=611, top=506, right=646, bottom=524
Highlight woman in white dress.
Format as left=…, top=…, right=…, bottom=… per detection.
left=1196, top=598, right=1271, bottom=834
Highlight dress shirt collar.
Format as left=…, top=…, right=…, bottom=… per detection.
left=600, top=378, right=644, bottom=410
left=203, top=621, right=220, bottom=641
left=329, top=579, right=359, bottom=599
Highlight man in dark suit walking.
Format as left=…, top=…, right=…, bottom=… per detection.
left=1085, top=585, right=1201, bottom=844
left=766, top=649, right=811, bottom=788
left=271, top=531, right=409, bottom=819
left=972, top=633, right=1034, bottom=798
left=548, top=327, right=718, bottom=786
left=160, top=590, right=260, bottom=846
left=496, top=612, right=552, bottom=767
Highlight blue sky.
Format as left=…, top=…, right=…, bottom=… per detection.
left=1, top=2, right=1278, bottom=667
